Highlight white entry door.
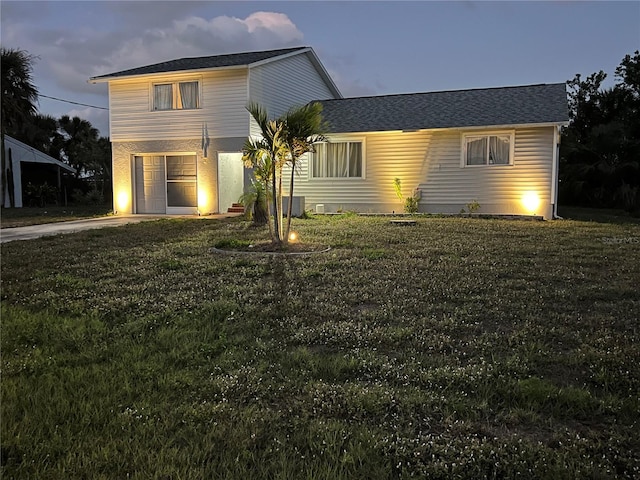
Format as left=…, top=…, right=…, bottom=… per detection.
left=135, top=155, right=166, bottom=214
left=217, top=153, right=244, bottom=213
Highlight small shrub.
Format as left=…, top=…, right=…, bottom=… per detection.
left=393, top=177, right=420, bottom=213
left=404, top=196, right=419, bottom=213
left=25, top=182, right=58, bottom=207
left=466, top=199, right=481, bottom=214
left=71, top=188, right=104, bottom=206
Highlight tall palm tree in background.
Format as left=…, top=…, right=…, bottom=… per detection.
left=1, top=47, right=39, bottom=207
left=58, top=115, right=100, bottom=178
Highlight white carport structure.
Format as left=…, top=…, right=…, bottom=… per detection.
left=2, top=135, right=77, bottom=208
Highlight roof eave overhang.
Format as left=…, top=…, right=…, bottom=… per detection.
left=89, top=64, right=249, bottom=84
left=327, top=121, right=570, bottom=135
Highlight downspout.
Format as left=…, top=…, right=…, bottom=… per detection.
left=550, top=125, right=560, bottom=219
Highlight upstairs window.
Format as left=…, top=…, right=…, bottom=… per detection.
left=153, top=81, right=199, bottom=110
left=311, top=141, right=363, bottom=178
left=462, top=132, right=514, bottom=166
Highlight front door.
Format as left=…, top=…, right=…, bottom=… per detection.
left=217, top=152, right=244, bottom=213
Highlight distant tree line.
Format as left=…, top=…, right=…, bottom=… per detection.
left=1, top=47, right=111, bottom=207
left=560, top=51, right=640, bottom=214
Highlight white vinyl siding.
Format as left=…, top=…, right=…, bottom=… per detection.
left=249, top=53, right=338, bottom=137
left=109, top=69, right=248, bottom=142
left=284, top=132, right=424, bottom=208
left=285, top=127, right=555, bottom=218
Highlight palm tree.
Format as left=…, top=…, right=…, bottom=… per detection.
left=243, top=102, right=326, bottom=244
left=13, top=113, right=62, bottom=158
left=1, top=48, right=39, bottom=207
left=244, top=103, right=288, bottom=244
left=280, top=102, right=325, bottom=242
left=242, top=137, right=274, bottom=235
left=58, top=115, right=100, bottom=177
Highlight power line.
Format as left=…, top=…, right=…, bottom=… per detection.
left=40, top=94, right=109, bottom=111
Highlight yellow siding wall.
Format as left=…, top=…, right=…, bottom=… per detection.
left=284, top=127, right=555, bottom=218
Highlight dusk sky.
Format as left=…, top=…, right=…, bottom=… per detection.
left=1, top=1, right=639, bottom=137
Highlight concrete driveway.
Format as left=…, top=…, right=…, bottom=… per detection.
left=0, top=214, right=239, bottom=243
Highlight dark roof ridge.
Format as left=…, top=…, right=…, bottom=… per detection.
left=320, top=82, right=567, bottom=103
left=147, top=46, right=308, bottom=65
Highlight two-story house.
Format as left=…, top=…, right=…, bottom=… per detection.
left=90, top=47, right=341, bottom=215
left=92, top=47, right=568, bottom=219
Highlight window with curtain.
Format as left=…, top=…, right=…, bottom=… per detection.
left=463, top=133, right=513, bottom=166
left=311, top=141, right=363, bottom=178
left=153, top=84, right=173, bottom=111
left=153, top=81, right=200, bottom=110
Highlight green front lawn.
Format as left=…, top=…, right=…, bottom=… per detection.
left=1, top=215, right=639, bottom=479
left=0, top=205, right=113, bottom=228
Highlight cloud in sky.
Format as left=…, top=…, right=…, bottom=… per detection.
left=6, top=9, right=303, bottom=95
left=97, top=12, right=303, bottom=77
left=3, top=1, right=638, bottom=138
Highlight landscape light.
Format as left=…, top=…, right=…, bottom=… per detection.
left=521, top=191, right=540, bottom=214
left=288, top=231, right=298, bottom=243
left=197, top=189, right=208, bottom=213
left=116, top=191, right=129, bottom=213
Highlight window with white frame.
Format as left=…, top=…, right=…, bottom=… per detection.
left=311, top=140, right=363, bottom=178
left=462, top=132, right=514, bottom=166
left=153, top=81, right=200, bottom=111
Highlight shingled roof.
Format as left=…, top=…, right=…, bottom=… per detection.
left=91, top=47, right=309, bottom=80
left=317, top=83, right=568, bottom=133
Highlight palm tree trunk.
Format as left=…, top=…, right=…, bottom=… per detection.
left=284, top=160, right=296, bottom=243
left=264, top=179, right=274, bottom=239
left=277, top=168, right=284, bottom=242
left=271, top=157, right=280, bottom=244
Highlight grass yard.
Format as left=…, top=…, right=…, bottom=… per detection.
left=0, top=205, right=113, bottom=228
left=1, top=214, right=639, bottom=479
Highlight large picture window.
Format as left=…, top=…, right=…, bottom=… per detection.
left=311, top=141, right=363, bottom=178
left=462, top=132, right=514, bottom=166
left=153, top=81, right=200, bottom=110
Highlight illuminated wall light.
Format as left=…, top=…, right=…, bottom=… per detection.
left=116, top=191, right=130, bottom=213
left=521, top=191, right=540, bottom=214
left=198, top=189, right=208, bottom=213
